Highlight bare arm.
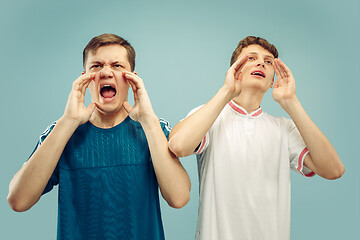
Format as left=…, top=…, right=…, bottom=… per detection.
left=168, top=55, right=248, bottom=157
left=122, top=71, right=191, bottom=209
left=7, top=73, right=97, bottom=212
left=273, top=59, right=344, bottom=179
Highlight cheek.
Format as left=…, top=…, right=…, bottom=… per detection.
left=119, top=84, right=129, bottom=96
left=241, top=62, right=253, bottom=74
left=269, top=70, right=275, bottom=79
left=115, top=74, right=130, bottom=95
left=116, top=73, right=127, bottom=86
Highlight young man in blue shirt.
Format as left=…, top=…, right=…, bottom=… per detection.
left=8, top=33, right=191, bottom=240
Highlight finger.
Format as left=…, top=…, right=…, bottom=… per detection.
left=273, top=60, right=281, bottom=87
left=235, top=71, right=243, bottom=81
left=273, top=80, right=279, bottom=88
left=124, top=72, right=139, bottom=92
left=274, top=59, right=286, bottom=86
left=278, top=59, right=294, bottom=79
left=128, top=79, right=137, bottom=92
left=122, top=101, right=132, bottom=114
left=90, top=72, right=102, bottom=94
left=75, top=73, right=95, bottom=87
left=82, top=75, right=96, bottom=93
left=74, top=73, right=96, bottom=92
left=273, top=59, right=282, bottom=80
left=275, top=59, right=285, bottom=79
left=277, top=59, right=288, bottom=79
left=230, top=54, right=249, bottom=74
left=86, top=102, right=97, bottom=115
left=123, top=71, right=145, bottom=90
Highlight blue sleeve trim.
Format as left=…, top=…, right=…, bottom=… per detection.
left=39, top=121, right=57, bottom=144
left=159, top=118, right=172, bottom=140
left=28, top=121, right=59, bottom=195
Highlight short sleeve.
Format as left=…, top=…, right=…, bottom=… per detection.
left=159, top=118, right=172, bottom=141
left=286, top=119, right=315, bottom=177
left=185, top=105, right=210, bottom=155
left=26, top=122, right=60, bottom=195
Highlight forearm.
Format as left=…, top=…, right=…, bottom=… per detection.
left=141, top=117, right=191, bottom=209
left=283, top=98, right=344, bottom=179
left=169, top=87, right=232, bottom=157
left=8, top=117, right=79, bottom=211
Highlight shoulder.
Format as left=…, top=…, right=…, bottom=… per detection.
left=186, top=104, right=205, bottom=118
left=261, top=112, right=289, bottom=123
left=159, top=118, right=172, bottom=132
left=277, top=116, right=296, bottom=129
left=39, top=121, right=57, bottom=144
left=257, top=112, right=295, bottom=131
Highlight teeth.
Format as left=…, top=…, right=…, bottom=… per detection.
left=252, top=71, right=264, bottom=77
left=101, top=85, right=113, bottom=89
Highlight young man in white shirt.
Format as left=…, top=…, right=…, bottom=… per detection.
left=169, top=36, right=344, bottom=240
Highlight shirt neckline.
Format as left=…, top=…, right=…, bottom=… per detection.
left=86, top=115, right=132, bottom=132
left=228, top=100, right=263, bottom=118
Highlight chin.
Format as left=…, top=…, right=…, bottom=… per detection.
left=245, top=80, right=265, bottom=88
left=95, top=101, right=124, bottom=115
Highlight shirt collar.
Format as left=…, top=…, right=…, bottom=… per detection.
left=228, top=100, right=263, bottom=118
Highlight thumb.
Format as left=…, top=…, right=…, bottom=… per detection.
left=122, top=101, right=132, bottom=114
left=86, top=102, right=97, bottom=115
left=235, top=70, right=242, bottom=81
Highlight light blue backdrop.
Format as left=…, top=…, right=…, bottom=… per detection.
left=1, top=0, right=359, bottom=239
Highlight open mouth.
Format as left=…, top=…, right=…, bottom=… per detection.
left=100, top=85, right=117, bottom=99
left=251, top=71, right=266, bottom=78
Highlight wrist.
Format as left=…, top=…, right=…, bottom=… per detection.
left=281, top=97, right=301, bottom=114
left=58, top=116, right=82, bottom=131
left=139, top=114, right=159, bottom=129
left=218, top=86, right=235, bottom=103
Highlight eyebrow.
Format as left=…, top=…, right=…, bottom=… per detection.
left=89, top=61, right=125, bottom=65
left=111, top=61, right=125, bottom=65
left=89, top=61, right=102, bottom=65
left=248, top=52, right=274, bottom=59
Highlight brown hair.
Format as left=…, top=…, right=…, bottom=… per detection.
left=83, top=33, right=136, bottom=71
left=230, top=36, right=278, bottom=66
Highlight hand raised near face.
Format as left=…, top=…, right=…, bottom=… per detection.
left=223, top=54, right=248, bottom=101
left=63, top=73, right=97, bottom=126
left=272, top=59, right=298, bottom=108
left=122, top=71, right=157, bottom=124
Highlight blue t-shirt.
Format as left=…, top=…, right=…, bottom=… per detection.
left=31, top=116, right=171, bottom=240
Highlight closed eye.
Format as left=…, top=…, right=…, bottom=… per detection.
left=91, top=64, right=102, bottom=69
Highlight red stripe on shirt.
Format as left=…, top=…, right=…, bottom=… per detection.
left=305, top=171, right=316, bottom=177
left=251, top=109, right=263, bottom=117
left=297, top=147, right=315, bottom=177
left=196, top=135, right=207, bottom=154
left=297, top=147, right=309, bottom=174
left=228, top=101, right=246, bottom=115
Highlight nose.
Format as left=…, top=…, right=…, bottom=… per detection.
left=100, top=65, right=113, bottom=79
left=256, top=63, right=265, bottom=68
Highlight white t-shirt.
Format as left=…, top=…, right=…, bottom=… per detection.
left=188, top=100, right=314, bottom=240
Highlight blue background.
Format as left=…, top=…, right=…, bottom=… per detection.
left=1, top=0, right=359, bottom=239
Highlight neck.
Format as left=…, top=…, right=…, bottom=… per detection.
left=233, top=89, right=265, bottom=114
left=89, top=108, right=129, bottom=129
